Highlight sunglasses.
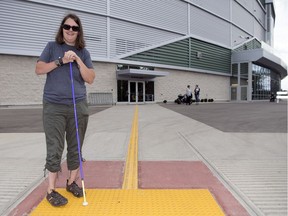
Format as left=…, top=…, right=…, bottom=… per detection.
left=62, top=24, right=80, bottom=32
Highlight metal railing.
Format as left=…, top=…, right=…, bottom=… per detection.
left=88, top=92, right=113, bottom=105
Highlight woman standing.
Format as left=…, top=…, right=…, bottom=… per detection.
left=35, top=13, right=95, bottom=207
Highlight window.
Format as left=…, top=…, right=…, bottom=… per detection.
left=117, top=80, right=129, bottom=102
left=117, top=64, right=154, bottom=71
left=145, top=81, right=154, bottom=102
left=252, top=64, right=281, bottom=100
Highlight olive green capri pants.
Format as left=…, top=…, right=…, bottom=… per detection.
left=43, top=100, right=89, bottom=173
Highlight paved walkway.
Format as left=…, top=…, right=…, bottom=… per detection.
left=0, top=102, right=287, bottom=215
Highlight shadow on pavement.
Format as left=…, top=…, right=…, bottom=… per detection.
left=0, top=105, right=111, bottom=133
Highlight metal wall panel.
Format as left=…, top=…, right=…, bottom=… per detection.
left=189, top=0, right=230, bottom=20
left=0, top=0, right=268, bottom=63
left=124, top=37, right=231, bottom=74
left=190, top=38, right=231, bottom=74
left=253, top=21, right=265, bottom=42
left=0, top=0, right=107, bottom=58
left=231, top=26, right=251, bottom=47
left=235, top=0, right=253, bottom=13
left=79, top=15, right=107, bottom=59
left=266, top=4, right=274, bottom=45
left=26, top=0, right=107, bottom=15
left=232, top=1, right=254, bottom=34
left=110, top=0, right=188, bottom=34
left=189, top=5, right=231, bottom=47
left=124, top=39, right=190, bottom=67
left=253, top=1, right=266, bottom=28
left=1, top=0, right=61, bottom=55
left=110, top=19, right=182, bottom=58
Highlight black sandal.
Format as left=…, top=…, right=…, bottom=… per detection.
left=66, top=180, right=83, bottom=198
left=46, top=190, right=68, bottom=207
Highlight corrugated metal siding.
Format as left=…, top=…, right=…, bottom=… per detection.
left=124, top=37, right=231, bottom=74
left=232, top=1, right=254, bottom=34
left=253, top=0, right=265, bottom=27
left=236, top=0, right=254, bottom=13
left=124, top=39, right=190, bottom=67
left=190, top=38, right=231, bottom=74
left=189, top=5, right=231, bottom=47
left=190, top=0, right=230, bottom=20
left=0, top=0, right=107, bottom=58
left=254, top=20, right=266, bottom=42
left=232, top=25, right=251, bottom=46
left=1, top=0, right=60, bottom=55
left=232, top=0, right=266, bottom=41
left=253, top=1, right=266, bottom=42
left=259, top=0, right=265, bottom=8
left=110, top=19, right=182, bottom=58
left=81, top=15, right=107, bottom=58
left=0, top=0, right=268, bottom=66
left=110, top=0, right=188, bottom=35
left=27, top=0, right=107, bottom=15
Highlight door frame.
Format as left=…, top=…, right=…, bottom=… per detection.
left=128, top=81, right=145, bottom=104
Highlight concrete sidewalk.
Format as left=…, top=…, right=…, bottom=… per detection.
left=0, top=102, right=287, bottom=215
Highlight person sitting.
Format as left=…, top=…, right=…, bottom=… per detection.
left=270, top=93, right=276, bottom=102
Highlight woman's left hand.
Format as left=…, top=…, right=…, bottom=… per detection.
left=63, top=50, right=95, bottom=84
left=63, top=50, right=79, bottom=64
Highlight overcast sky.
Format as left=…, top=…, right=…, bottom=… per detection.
left=274, top=0, right=288, bottom=90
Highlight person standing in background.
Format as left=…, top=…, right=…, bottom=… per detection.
left=186, top=85, right=192, bottom=105
left=194, top=84, right=200, bottom=105
left=35, top=13, right=95, bottom=207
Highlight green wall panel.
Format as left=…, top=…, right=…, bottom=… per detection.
left=189, top=38, right=231, bottom=73
left=123, top=37, right=231, bottom=74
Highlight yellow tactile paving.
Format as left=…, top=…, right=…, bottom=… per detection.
left=30, top=189, right=225, bottom=216
left=30, top=105, right=225, bottom=215
left=122, top=105, right=138, bottom=189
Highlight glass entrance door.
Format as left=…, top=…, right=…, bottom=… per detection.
left=230, top=86, right=237, bottom=101
left=241, top=85, right=248, bottom=101
left=129, top=81, right=144, bottom=103
left=117, top=80, right=155, bottom=104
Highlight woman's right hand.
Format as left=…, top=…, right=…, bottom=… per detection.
left=63, top=50, right=77, bottom=64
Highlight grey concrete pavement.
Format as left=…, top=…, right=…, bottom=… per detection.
left=0, top=102, right=287, bottom=215
left=0, top=105, right=109, bottom=215
left=160, top=102, right=287, bottom=133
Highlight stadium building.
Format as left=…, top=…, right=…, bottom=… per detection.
left=0, top=0, right=287, bottom=105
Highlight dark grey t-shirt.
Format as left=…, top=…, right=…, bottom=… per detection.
left=38, top=41, right=94, bottom=104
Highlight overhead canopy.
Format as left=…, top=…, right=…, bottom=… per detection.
left=116, top=69, right=169, bottom=79
left=232, top=46, right=287, bottom=79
